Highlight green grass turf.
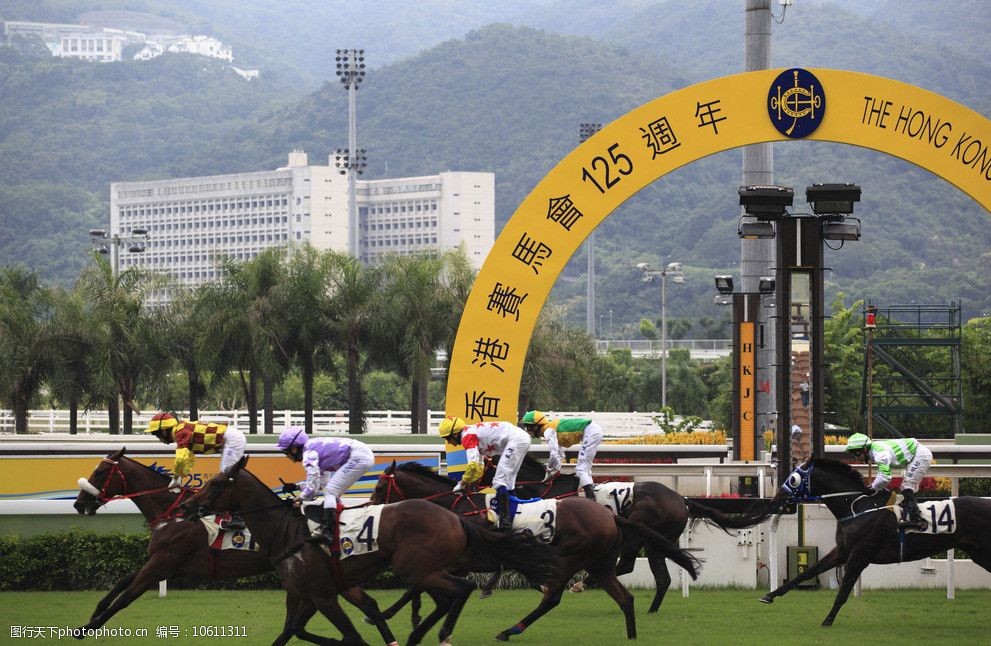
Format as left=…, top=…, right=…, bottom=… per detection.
left=1, top=587, right=987, bottom=645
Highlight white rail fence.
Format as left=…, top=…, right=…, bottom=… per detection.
left=0, top=410, right=687, bottom=436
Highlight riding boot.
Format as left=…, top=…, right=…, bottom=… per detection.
left=309, top=507, right=338, bottom=549
left=496, top=490, right=513, bottom=531
left=582, top=484, right=596, bottom=500
left=223, top=514, right=246, bottom=531
left=899, top=489, right=928, bottom=530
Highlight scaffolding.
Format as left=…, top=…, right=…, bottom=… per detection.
left=860, top=302, right=963, bottom=439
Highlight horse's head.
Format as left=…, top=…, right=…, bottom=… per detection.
left=769, top=458, right=869, bottom=512
left=182, top=455, right=250, bottom=517
left=74, top=448, right=127, bottom=515
left=370, top=460, right=398, bottom=504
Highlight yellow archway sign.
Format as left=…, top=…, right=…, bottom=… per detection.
left=446, top=68, right=991, bottom=424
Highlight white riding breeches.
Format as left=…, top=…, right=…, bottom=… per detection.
left=901, top=444, right=933, bottom=492
left=574, top=422, right=604, bottom=488
left=492, top=436, right=530, bottom=492
left=321, top=442, right=375, bottom=508
left=218, top=426, right=247, bottom=473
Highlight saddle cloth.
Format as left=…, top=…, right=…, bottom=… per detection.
left=200, top=514, right=259, bottom=551
left=301, top=501, right=386, bottom=559
left=897, top=497, right=957, bottom=535
left=484, top=494, right=558, bottom=542
left=592, top=482, right=636, bottom=515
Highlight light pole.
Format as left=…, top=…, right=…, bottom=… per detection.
left=580, top=122, right=602, bottom=337
left=89, top=227, right=148, bottom=276
left=336, top=48, right=366, bottom=257
left=637, top=261, right=685, bottom=409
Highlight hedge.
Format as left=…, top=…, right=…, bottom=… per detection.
left=0, top=530, right=404, bottom=591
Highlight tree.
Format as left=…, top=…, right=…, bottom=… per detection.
left=519, top=306, right=597, bottom=414
left=270, top=245, right=336, bottom=434
left=376, top=254, right=453, bottom=434
left=822, top=293, right=866, bottom=434
left=78, top=256, right=163, bottom=434
left=0, top=267, right=55, bottom=433
left=160, top=285, right=208, bottom=419
left=324, top=251, right=383, bottom=434
left=961, top=316, right=991, bottom=432
left=45, top=284, right=96, bottom=434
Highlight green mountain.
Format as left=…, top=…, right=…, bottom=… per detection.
left=0, top=1, right=987, bottom=331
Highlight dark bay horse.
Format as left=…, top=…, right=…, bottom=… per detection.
left=372, top=461, right=702, bottom=642
left=509, top=454, right=772, bottom=613
left=761, top=458, right=991, bottom=626
left=184, top=456, right=556, bottom=646
left=73, top=448, right=398, bottom=645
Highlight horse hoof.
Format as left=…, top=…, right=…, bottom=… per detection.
left=759, top=596, right=773, bottom=604
left=440, top=640, right=452, bottom=646
left=479, top=589, right=492, bottom=599
left=821, top=619, right=833, bottom=628
left=569, top=582, right=584, bottom=593
left=494, top=632, right=510, bottom=641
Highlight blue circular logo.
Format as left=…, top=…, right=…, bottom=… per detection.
left=768, top=68, right=825, bottom=138
left=340, top=537, right=354, bottom=555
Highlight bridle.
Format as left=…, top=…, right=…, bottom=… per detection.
left=375, top=471, right=490, bottom=517
left=777, top=462, right=884, bottom=521
left=79, top=457, right=173, bottom=505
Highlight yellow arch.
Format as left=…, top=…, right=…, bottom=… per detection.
left=446, top=68, right=991, bottom=423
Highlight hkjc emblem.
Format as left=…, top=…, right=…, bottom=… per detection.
left=340, top=537, right=355, bottom=556
left=230, top=531, right=246, bottom=548
left=768, top=68, right=825, bottom=138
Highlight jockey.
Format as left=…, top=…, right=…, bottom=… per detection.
left=521, top=410, right=603, bottom=499
left=845, top=433, right=933, bottom=530
left=145, top=412, right=246, bottom=491
left=438, top=417, right=531, bottom=530
left=277, top=427, right=375, bottom=547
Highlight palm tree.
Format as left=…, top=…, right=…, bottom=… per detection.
left=0, top=267, right=55, bottom=434
left=46, top=284, right=96, bottom=434
left=269, top=244, right=336, bottom=434
left=376, top=254, right=453, bottom=434
left=323, top=250, right=383, bottom=435
left=78, top=255, right=163, bottom=434
left=160, top=284, right=208, bottom=420
left=197, top=250, right=284, bottom=435
left=519, top=306, right=597, bottom=414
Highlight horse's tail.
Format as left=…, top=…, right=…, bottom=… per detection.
left=614, top=516, right=701, bottom=580
left=685, top=498, right=772, bottom=534
left=460, top=520, right=556, bottom=584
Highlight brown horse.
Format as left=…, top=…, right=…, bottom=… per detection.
left=372, top=461, right=702, bottom=642
left=72, top=448, right=398, bottom=645
left=761, top=458, right=991, bottom=626
left=511, top=454, right=772, bottom=612
left=183, top=456, right=556, bottom=646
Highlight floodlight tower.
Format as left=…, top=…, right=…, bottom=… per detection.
left=580, top=122, right=602, bottom=337
left=336, top=48, right=366, bottom=256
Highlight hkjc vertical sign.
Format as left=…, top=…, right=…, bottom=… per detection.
left=737, top=321, right=757, bottom=462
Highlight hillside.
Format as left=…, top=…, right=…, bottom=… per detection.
left=0, top=1, right=987, bottom=330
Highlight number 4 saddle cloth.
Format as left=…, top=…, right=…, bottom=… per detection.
left=301, top=501, right=387, bottom=559
left=895, top=497, right=957, bottom=535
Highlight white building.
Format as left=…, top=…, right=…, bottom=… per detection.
left=110, top=151, right=494, bottom=301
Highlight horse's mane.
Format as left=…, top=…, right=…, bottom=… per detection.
left=809, top=458, right=869, bottom=492
left=395, top=461, right=452, bottom=485
left=118, top=453, right=170, bottom=481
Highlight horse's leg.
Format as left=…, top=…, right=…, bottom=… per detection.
left=364, top=588, right=421, bottom=629
left=77, top=553, right=176, bottom=633
left=272, top=594, right=325, bottom=646
left=760, top=546, right=845, bottom=604
left=479, top=568, right=502, bottom=599
left=404, top=573, right=471, bottom=646
left=644, top=549, right=672, bottom=614
left=341, top=587, right=399, bottom=646
left=615, top=532, right=643, bottom=576
left=310, top=593, right=365, bottom=646
left=592, top=573, right=637, bottom=640
left=821, top=551, right=870, bottom=627
left=494, top=583, right=566, bottom=642
left=89, top=571, right=138, bottom=621
left=435, top=577, right=475, bottom=646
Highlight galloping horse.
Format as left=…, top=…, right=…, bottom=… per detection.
left=511, top=454, right=772, bottom=612
left=184, top=456, right=556, bottom=646
left=761, top=458, right=991, bottom=626
left=372, top=461, right=701, bottom=642
left=73, top=448, right=398, bottom=645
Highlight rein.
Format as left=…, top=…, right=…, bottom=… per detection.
left=83, top=457, right=175, bottom=505
left=375, top=473, right=490, bottom=517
